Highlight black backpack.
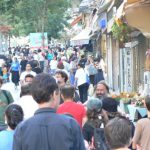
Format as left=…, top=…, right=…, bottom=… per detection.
left=88, top=122, right=110, bottom=150
left=93, top=127, right=110, bottom=150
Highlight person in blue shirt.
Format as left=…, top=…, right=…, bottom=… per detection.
left=0, top=104, right=23, bottom=150
left=10, top=57, right=20, bottom=89
left=47, top=50, right=54, bottom=62
left=13, top=73, right=86, bottom=150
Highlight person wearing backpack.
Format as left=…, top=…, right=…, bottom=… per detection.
left=0, top=77, right=14, bottom=131
left=83, top=98, right=110, bottom=150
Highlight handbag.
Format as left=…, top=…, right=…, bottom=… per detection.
left=86, top=74, right=90, bottom=85
left=88, top=64, right=97, bottom=75
left=87, top=121, right=110, bottom=150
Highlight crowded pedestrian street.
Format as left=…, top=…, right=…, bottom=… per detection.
left=0, top=0, right=150, bottom=150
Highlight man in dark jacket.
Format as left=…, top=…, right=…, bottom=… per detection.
left=13, top=73, right=86, bottom=150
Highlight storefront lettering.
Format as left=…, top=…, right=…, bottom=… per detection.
left=126, top=50, right=132, bottom=91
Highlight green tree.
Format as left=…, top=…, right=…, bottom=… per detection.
left=0, top=0, right=70, bottom=38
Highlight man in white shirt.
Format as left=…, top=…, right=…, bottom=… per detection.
left=15, top=84, right=38, bottom=120
left=20, top=63, right=36, bottom=85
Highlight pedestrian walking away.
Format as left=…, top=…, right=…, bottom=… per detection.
left=13, top=73, right=86, bottom=150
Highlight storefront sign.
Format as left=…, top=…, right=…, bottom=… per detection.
left=125, top=48, right=132, bottom=92
left=29, top=32, right=48, bottom=50
left=120, top=48, right=133, bottom=92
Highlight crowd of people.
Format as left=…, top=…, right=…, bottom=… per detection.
left=0, top=46, right=149, bottom=150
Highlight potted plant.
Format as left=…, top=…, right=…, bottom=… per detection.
left=111, top=19, right=131, bottom=46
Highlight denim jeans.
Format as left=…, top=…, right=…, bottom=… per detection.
left=78, top=83, right=89, bottom=103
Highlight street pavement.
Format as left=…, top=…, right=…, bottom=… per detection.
left=1, top=81, right=20, bottom=102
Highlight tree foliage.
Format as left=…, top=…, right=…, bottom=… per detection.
left=0, top=0, right=71, bottom=38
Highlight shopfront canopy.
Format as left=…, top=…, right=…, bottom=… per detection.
left=115, top=1, right=125, bottom=19
left=126, top=0, right=150, bottom=4
left=71, top=15, right=82, bottom=26
left=70, top=28, right=92, bottom=46
left=125, top=0, right=150, bottom=37
left=126, top=0, right=139, bottom=4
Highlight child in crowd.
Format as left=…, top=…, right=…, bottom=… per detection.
left=2, top=64, right=9, bottom=83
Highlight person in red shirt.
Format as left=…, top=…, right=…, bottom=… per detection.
left=57, top=85, right=86, bottom=128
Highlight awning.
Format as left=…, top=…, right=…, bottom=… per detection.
left=70, top=28, right=92, bottom=46
left=126, top=0, right=150, bottom=4
left=115, top=1, right=125, bottom=19
left=125, top=1, right=150, bottom=37
left=126, top=0, right=140, bottom=4
left=70, top=15, right=82, bottom=26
